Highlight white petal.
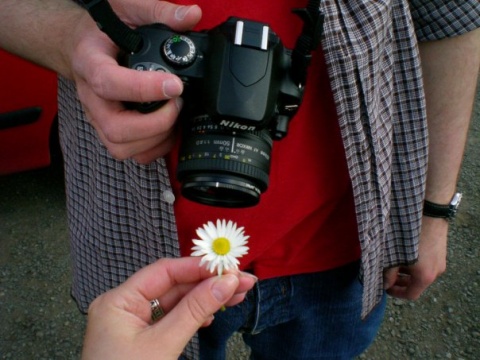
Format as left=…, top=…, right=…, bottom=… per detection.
left=196, top=228, right=212, bottom=243
left=205, top=221, right=218, bottom=239
left=191, top=250, right=206, bottom=257
left=229, top=225, right=243, bottom=241
left=192, top=240, right=210, bottom=250
left=215, top=219, right=225, bottom=236
left=208, top=258, right=219, bottom=273
left=231, top=246, right=249, bottom=256
left=199, top=256, right=209, bottom=267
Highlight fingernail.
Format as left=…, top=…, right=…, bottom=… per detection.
left=175, top=6, right=192, bottom=21
left=163, top=78, right=182, bottom=98
left=211, top=274, right=238, bottom=303
left=240, top=271, right=258, bottom=282
left=175, top=97, right=183, bottom=112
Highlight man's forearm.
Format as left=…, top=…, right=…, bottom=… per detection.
left=0, top=0, right=85, bottom=77
left=420, top=28, right=480, bottom=203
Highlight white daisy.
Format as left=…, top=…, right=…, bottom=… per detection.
left=191, top=219, right=249, bottom=276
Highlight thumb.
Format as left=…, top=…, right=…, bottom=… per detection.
left=383, top=267, right=399, bottom=290
left=152, top=274, right=239, bottom=351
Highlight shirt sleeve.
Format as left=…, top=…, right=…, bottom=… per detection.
left=408, top=0, right=480, bottom=41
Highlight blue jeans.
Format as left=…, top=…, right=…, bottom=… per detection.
left=199, top=261, right=386, bottom=360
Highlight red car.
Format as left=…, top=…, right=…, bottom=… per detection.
left=0, top=49, right=58, bottom=175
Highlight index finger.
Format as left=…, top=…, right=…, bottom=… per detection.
left=121, top=2, right=202, bottom=31
left=122, top=257, right=217, bottom=301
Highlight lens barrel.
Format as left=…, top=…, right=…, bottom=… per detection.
left=177, top=116, right=273, bottom=207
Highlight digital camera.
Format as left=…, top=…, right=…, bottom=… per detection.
left=123, top=18, right=307, bottom=207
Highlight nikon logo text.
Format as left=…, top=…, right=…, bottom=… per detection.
left=220, top=120, right=256, bottom=131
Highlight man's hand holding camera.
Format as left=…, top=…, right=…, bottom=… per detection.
left=69, top=1, right=201, bottom=163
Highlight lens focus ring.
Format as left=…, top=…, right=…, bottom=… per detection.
left=177, top=158, right=269, bottom=191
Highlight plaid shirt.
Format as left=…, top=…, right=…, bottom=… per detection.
left=59, top=0, right=479, bottom=358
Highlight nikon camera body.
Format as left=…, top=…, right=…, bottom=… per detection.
left=123, top=18, right=303, bottom=207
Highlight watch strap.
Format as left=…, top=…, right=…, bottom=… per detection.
left=423, top=192, right=462, bottom=219
left=423, top=200, right=452, bottom=218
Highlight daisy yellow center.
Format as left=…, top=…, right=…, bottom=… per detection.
left=212, top=237, right=231, bottom=255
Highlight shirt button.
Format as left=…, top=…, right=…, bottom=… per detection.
left=161, top=190, right=175, bottom=204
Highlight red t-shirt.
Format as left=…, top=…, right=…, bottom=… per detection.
left=167, top=0, right=360, bottom=279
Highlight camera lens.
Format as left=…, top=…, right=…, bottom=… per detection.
left=177, top=115, right=273, bottom=207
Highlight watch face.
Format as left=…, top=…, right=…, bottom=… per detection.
left=448, top=193, right=463, bottom=218
left=451, top=193, right=463, bottom=208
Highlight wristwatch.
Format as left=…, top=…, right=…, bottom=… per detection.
left=423, top=192, right=463, bottom=220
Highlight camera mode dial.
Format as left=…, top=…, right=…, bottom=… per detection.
left=162, top=35, right=197, bottom=67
